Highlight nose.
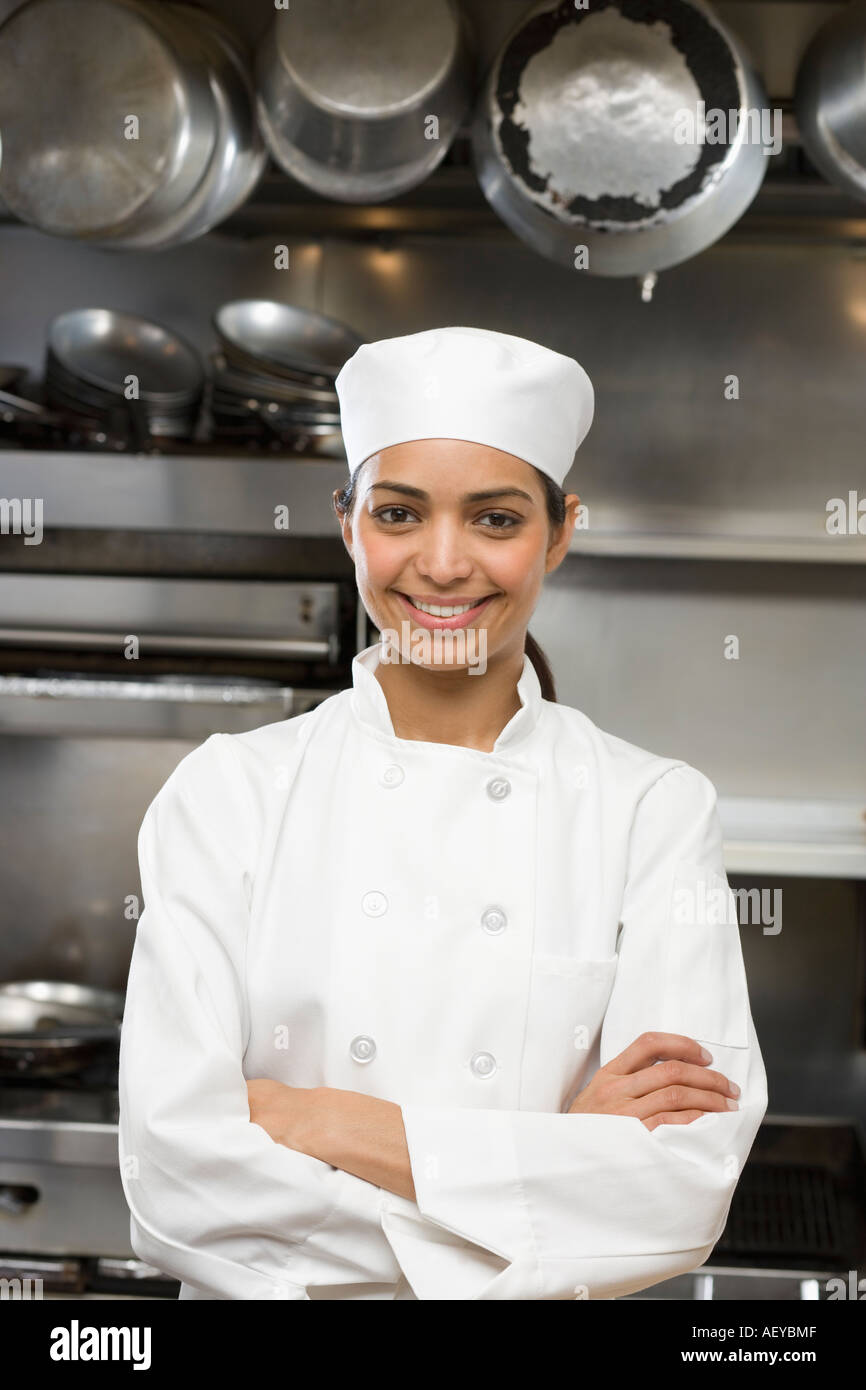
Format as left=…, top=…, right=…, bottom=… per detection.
left=412, top=517, right=474, bottom=584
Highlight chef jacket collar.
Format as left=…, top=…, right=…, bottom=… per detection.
left=350, top=640, right=543, bottom=754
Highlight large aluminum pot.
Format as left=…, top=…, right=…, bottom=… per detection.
left=471, top=0, right=771, bottom=280
left=0, top=0, right=265, bottom=248
left=254, top=0, right=476, bottom=203
left=794, top=0, right=866, bottom=204
left=0, top=0, right=216, bottom=241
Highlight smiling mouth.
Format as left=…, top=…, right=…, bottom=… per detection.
left=398, top=593, right=494, bottom=617
left=394, top=591, right=497, bottom=628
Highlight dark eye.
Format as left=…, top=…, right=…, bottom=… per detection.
left=478, top=511, right=520, bottom=530
left=375, top=506, right=417, bottom=524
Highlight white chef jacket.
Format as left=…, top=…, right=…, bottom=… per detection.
left=118, top=639, right=768, bottom=1301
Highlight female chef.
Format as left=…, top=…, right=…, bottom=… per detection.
left=118, top=326, right=768, bottom=1301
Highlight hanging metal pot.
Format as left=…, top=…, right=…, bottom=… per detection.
left=471, top=0, right=771, bottom=284
left=794, top=0, right=866, bottom=204
left=0, top=0, right=265, bottom=249
left=0, top=0, right=217, bottom=242
left=254, top=0, right=476, bottom=203
left=102, top=2, right=267, bottom=249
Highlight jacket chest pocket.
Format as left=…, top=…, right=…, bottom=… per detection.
left=519, top=954, right=619, bottom=1112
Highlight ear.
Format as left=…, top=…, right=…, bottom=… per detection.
left=545, top=494, right=580, bottom=572
left=332, top=490, right=354, bottom=558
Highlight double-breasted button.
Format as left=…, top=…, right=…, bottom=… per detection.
left=349, top=1035, right=376, bottom=1064
left=481, top=906, right=507, bottom=935
left=380, top=764, right=404, bottom=788
left=469, top=1050, right=497, bottom=1078
left=486, top=777, right=511, bottom=801
left=361, top=890, right=388, bottom=917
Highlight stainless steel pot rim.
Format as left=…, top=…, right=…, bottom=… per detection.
left=47, top=309, right=205, bottom=401
left=44, top=402, right=199, bottom=436
left=211, top=383, right=339, bottom=411
left=45, top=360, right=202, bottom=414
left=216, top=341, right=339, bottom=392
left=209, top=358, right=340, bottom=405
left=253, top=100, right=455, bottom=203
left=210, top=405, right=341, bottom=434
left=43, top=384, right=200, bottom=435
left=44, top=386, right=200, bottom=428
left=45, top=375, right=201, bottom=419
left=210, top=392, right=341, bottom=421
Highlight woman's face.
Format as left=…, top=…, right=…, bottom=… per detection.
left=334, top=438, right=580, bottom=669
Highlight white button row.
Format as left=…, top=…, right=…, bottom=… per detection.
left=348, top=1035, right=498, bottom=1078
left=378, top=766, right=513, bottom=805
left=362, top=893, right=508, bottom=935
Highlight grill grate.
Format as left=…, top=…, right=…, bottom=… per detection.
left=715, top=1162, right=845, bottom=1262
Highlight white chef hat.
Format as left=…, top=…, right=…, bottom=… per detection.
left=334, top=325, right=594, bottom=488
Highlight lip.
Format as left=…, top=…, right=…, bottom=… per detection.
left=395, top=591, right=496, bottom=630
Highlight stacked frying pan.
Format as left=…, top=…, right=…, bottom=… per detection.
left=207, top=300, right=363, bottom=454
left=45, top=308, right=205, bottom=440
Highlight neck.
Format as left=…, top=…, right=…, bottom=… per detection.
left=373, top=642, right=525, bottom=753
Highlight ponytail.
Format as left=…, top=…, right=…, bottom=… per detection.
left=525, top=631, right=557, bottom=702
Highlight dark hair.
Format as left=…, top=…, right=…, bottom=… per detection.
left=334, top=460, right=567, bottom=702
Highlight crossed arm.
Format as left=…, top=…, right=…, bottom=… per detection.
left=246, top=1080, right=418, bottom=1200
left=246, top=1031, right=741, bottom=1202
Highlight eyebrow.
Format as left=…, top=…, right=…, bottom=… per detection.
left=367, top=482, right=536, bottom=504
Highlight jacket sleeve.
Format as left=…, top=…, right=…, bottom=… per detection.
left=398, top=763, right=769, bottom=1300
left=118, top=732, right=403, bottom=1300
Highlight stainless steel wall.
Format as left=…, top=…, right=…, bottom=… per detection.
left=0, top=734, right=200, bottom=990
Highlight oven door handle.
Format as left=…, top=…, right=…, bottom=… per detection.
left=0, top=673, right=340, bottom=710
left=0, top=626, right=336, bottom=662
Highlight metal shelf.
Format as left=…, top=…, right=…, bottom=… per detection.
left=0, top=448, right=347, bottom=537
left=3, top=451, right=864, bottom=562
left=719, top=796, right=866, bottom=879
left=569, top=504, right=866, bottom=564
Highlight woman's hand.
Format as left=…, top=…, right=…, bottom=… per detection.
left=567, top=1032, right=740, bottom=1131
left=246, top=1078, right=322, bottom=1153
left=246, top=1080, right=417, bottom=1200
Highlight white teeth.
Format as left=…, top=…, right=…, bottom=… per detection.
left=410, top=598, right=480, bottom=617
